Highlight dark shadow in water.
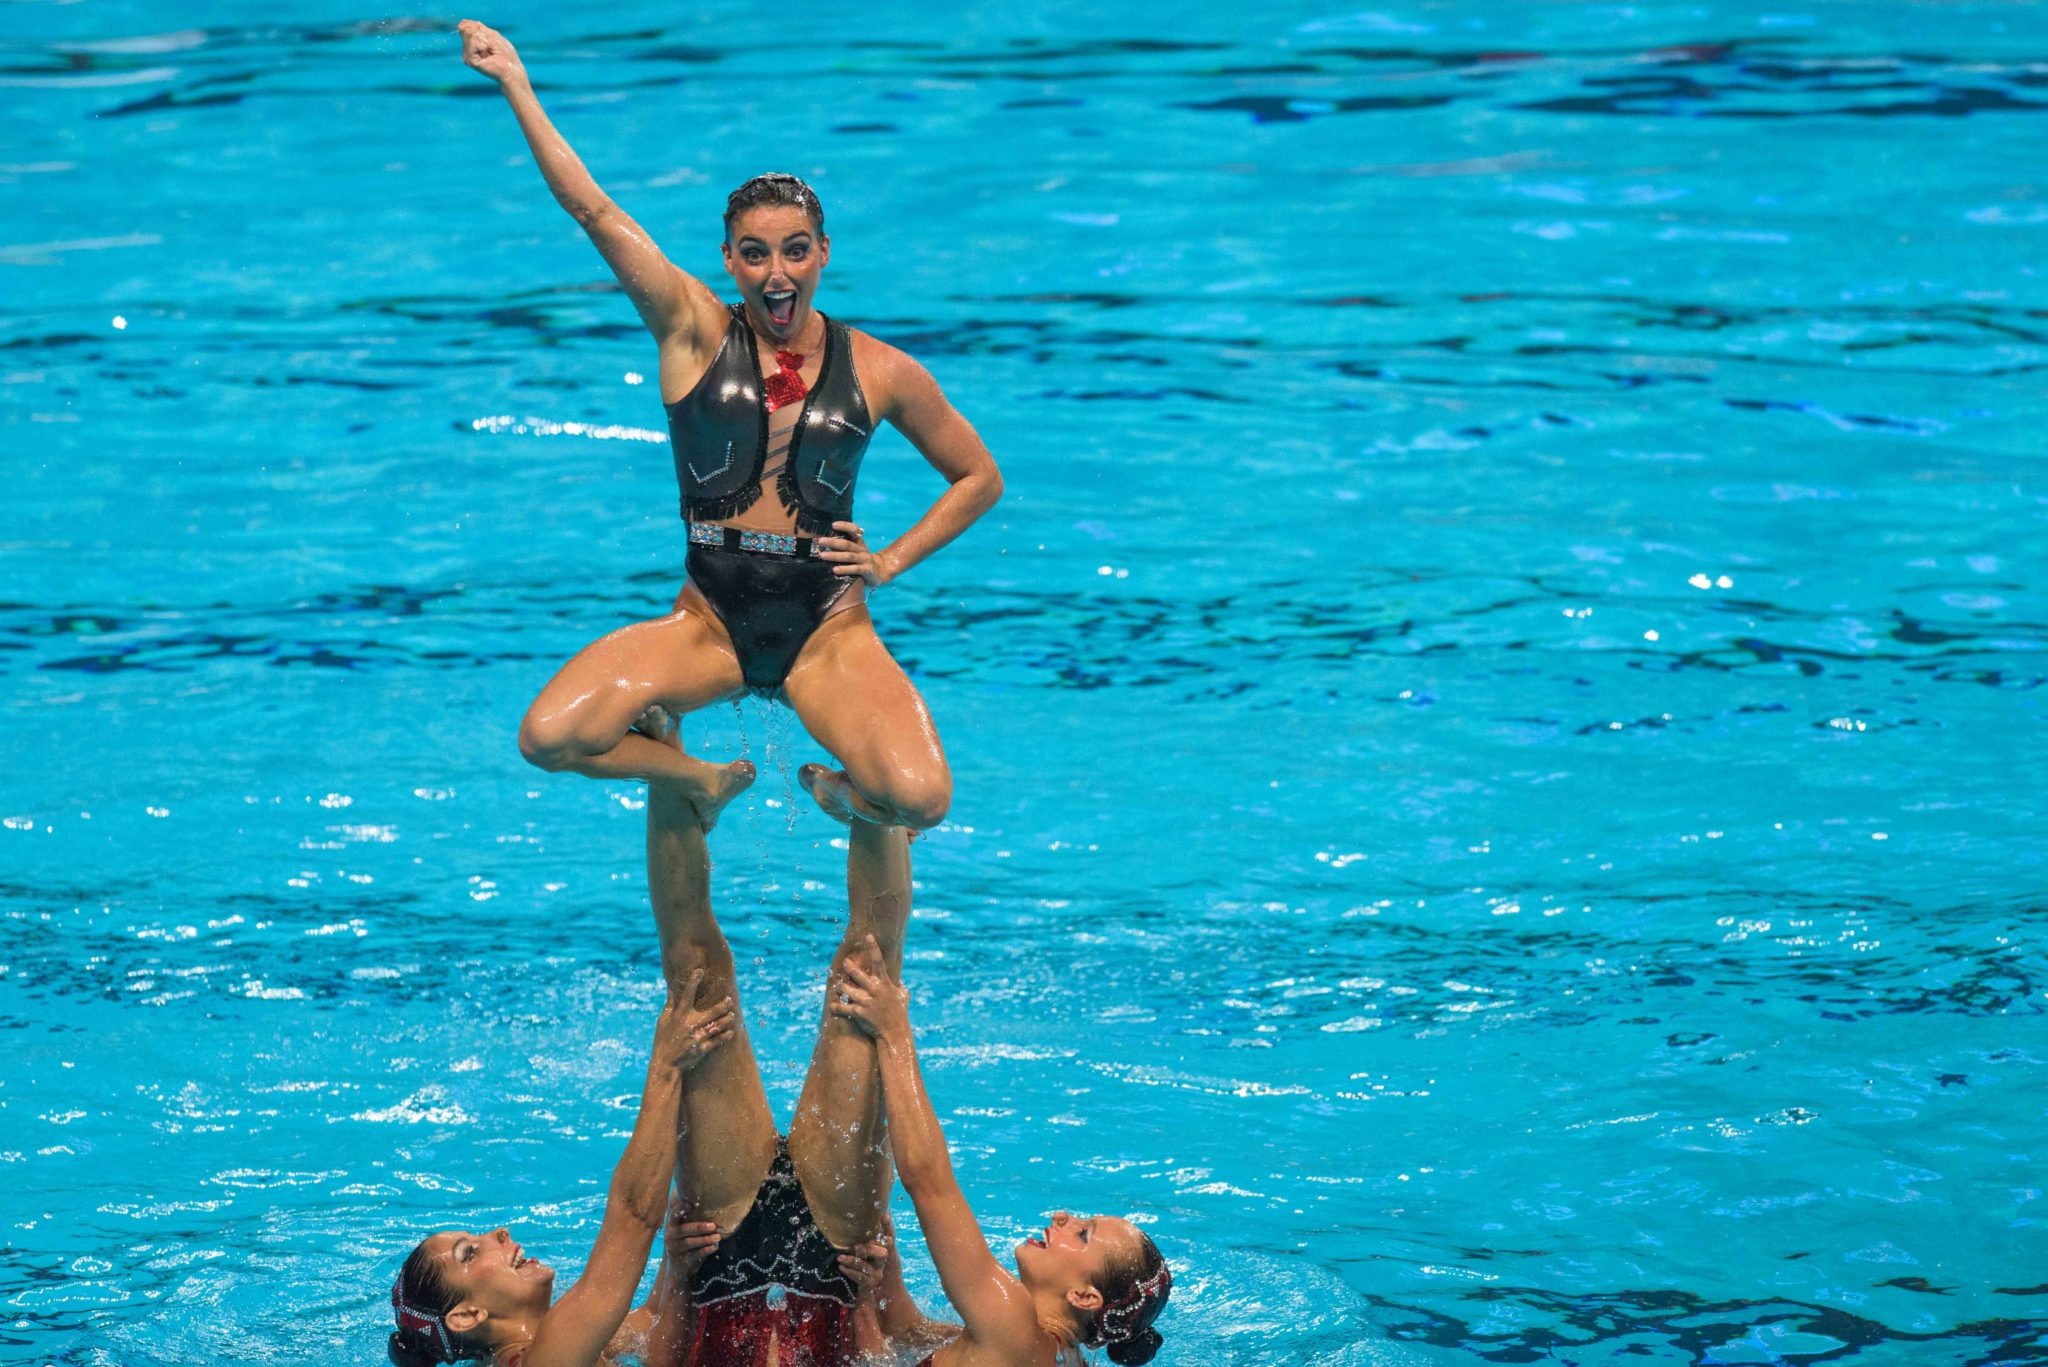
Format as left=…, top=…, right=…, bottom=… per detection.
left=1365, top=1282, right=2048, bottom=1364
left=10, top=20, right=2042, bottom=132
left=1175, top=93, right=1454, bottom=123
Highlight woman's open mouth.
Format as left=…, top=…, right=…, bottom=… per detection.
left=764, top=289, right=797, bottom=327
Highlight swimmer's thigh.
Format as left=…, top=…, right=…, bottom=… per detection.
left=782, top=609, right=952, bottom=828
left=519, top=605, right=744, bottom=760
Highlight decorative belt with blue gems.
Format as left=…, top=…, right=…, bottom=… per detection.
left=688, top=522, right=826, bottom=560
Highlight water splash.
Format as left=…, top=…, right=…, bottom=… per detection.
left=764, top=704, right=800, bottom=835
left=729, top=698, right=750, bottom=761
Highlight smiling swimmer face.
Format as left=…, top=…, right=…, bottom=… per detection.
left=1013, top=1210, right=1146, bottom=1298
left=722, top=202, right=830, bottom=346
left=424, top=1226, right=555, bottom=1328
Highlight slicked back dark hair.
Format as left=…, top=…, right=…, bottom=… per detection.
left=388, top=1238, right=485, bottom=1367
left=1090, top=1229, right=1171, bottom=1366
left=723, top=172, right=825, bottom=241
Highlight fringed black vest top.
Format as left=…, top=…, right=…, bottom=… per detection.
left=664, top=304, right=873, bottom=536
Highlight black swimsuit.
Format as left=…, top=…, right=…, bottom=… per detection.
left=665, top=305, right=874, bottom=692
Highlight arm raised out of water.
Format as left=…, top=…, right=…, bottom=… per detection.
left=832, top=940, right=1041, bottom=1362
left=523, top=980, right=735, bottom=1367
left=458, top=19, right=727, bottom=350
left=625, top=1046, right=731, bottom=1367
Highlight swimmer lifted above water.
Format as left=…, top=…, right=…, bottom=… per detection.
left=458, top=21, right=1003, bottom=832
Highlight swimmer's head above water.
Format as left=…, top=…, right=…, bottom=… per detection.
left=388, top=1226, right=552, bottom=1366
left=722, top=173, right=830, bottom=345
left=1015, top=1210, right=1173, bottom=1365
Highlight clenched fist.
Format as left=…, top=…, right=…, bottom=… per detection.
left=458, top=19, right=525, bottom=86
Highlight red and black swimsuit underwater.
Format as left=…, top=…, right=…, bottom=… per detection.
left=681, top=1139, right=859, bottom=1367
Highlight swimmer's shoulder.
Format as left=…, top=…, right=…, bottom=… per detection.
left=845, top=325, right=945, bottom=424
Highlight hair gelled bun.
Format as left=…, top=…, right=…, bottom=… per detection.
left=1106, top=1325, right=1164, bottom=1365
left=388, top=1327, right=448, bottom=1367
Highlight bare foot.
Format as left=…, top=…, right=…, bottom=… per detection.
left=799, top=763, right=860, bottom=826
left=638, top=706, right=755, bottom=832
left=690, top=758, right=756, bottom=833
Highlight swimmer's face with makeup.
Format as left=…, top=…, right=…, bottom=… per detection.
left=1013, top=1210, right=1146, bottom=1311
left=417, top=1227, right=553, bottom=1336
left=723, top=204, right=829, bottom=344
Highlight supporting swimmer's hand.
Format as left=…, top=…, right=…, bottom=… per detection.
left=663, top=1212, right=723, bottom=1285
left=828, top=935, right=911, bottom=1041
left=458, top=19, right=526, bottom=87
left=815, top=521, right=897, bottom=588
left=652, top=969, right=737, bottom=1075
left=838, top=1232, right=890, bottom=1302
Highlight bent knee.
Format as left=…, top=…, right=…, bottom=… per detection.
left=885, top=773, right=951, bottom=830
left=517, top=710, right=586, bottom=772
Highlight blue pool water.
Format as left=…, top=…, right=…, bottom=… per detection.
left=4, top=2, right=2045, bottom=1362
